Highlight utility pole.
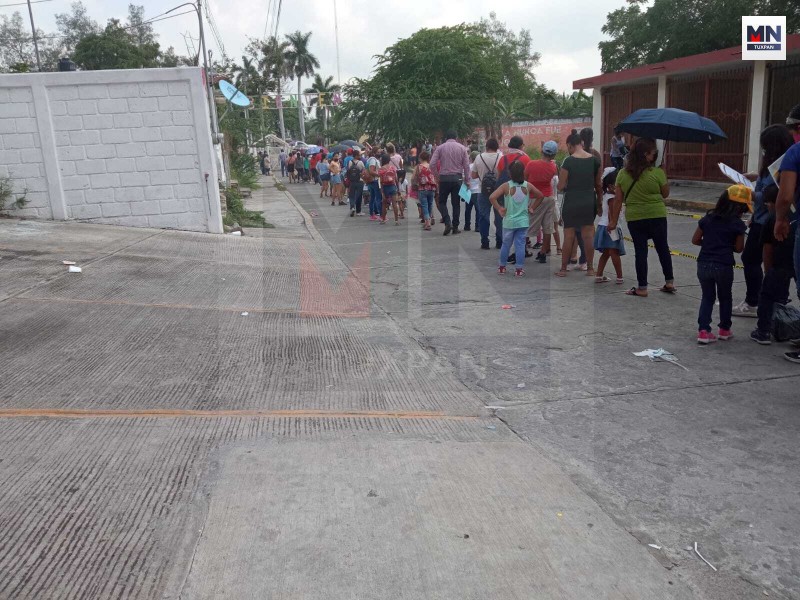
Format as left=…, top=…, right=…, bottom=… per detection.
left=333, top=0, right=341, bottom=86
left=26, top=0, right=41, bottom=71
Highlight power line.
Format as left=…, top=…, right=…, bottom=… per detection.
left=272, top=0, right=282, bottom=40
left=262, top=0, right=273, bottom=41
left=0, top=8, right=197, bottom=42
left=0, top=0, right=52, bottom=8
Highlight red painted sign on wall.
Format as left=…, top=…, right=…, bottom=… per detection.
left=496, top=118, right=593, bottom=151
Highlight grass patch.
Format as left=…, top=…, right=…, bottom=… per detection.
left=225, top=189, right=273, bottom=229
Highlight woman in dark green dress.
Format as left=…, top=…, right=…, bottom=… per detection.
left=555, top=130, right=602, bottom=277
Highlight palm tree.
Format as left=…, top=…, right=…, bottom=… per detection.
left=232, top=56, right=261, bottom=96
left=284, top=31, right=320, bottom=142
left=304, top=74, right=341, bottom=141
left=259, top=36, right=291, bottom=141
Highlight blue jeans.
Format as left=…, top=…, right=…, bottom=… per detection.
left=499, top=227, right=527, bottom=268
left=348, top=184, right=363, bottom=212
left=464, top=193, right=478, bottom=227
left=756, top=267, right=794, bottom=334
left=419, top=189, right=435, bottom=220
left=368, top=181, right=382, bottom=216
left=741, top=222, right=764, bottom=306
left=697, top=261, right=734, bottom=331
left=795, top=226, right=800, bottom=299
left=478, top=193, right=502, bottom=246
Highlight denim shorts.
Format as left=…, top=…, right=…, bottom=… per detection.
left=331, top=174, right=342, bottom=184
left=320, top=173, right=331, bottom=182
left=382, top=185, right=398, bottom=196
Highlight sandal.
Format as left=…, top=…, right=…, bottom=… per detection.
left=556, top=248, right=563, bottom=255
left=586, top=268, right=596, bottom=277
left=625, top=287, right=648, bottom=297
left=595, top=275, right=610, bottom=283
left=660, top=284, right=677, bottom=294
left=616, top=277, right=624, bottom=285
left=554, top=269, right=568, bottom=278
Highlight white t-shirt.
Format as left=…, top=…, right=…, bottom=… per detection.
left=389, top=154, right=403, bottom=170
left=367, top=156, right=380, bottom=172
left=468, top=162, right=481, bottom=194
left=399, top=179, right=410, bottom=198
left=472, top=152, right=502, bottom=183
left=598, top=192, right=614, bottom=226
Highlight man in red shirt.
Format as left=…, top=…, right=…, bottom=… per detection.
left=310, top=151, right=322, bottom=185
left=524, top=140, right=560, bottom=263
left=493, top=135, right=531, bottom=246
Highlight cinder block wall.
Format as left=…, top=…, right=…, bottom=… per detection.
left=0, top=68, right=222, bottom=233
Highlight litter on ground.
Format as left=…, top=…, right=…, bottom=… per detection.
left=240, top=312, right=249, bottom=316
left=67, top=266, right=82, bottom=273
left=693, top=542, right=717, bottom=571
left=633, top=348, right=689, bottom=371
left=62, top=260, right=76, bottom=265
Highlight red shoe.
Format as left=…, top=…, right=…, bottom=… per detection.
left=718, top=328, right=733, bottom=341
left=498, top=266, right=507, bottom=275
left=697, top=330, right=717, bottom=344
left=515, top=268, right=525, bottom=277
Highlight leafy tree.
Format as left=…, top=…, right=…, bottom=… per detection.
left=73, top=20, right=158, bottom=70
left=253, top=35, right=291, bottom=140
left=341, top=25, right=501, bottom=142
left=0, top=12, right=37, bottom=71
left=304, top=74, right=341, bottom=134
left=600, top=0, right=800, bottom=72
left=126, top=4, right=157, bottom=49
left=55, top=1, right=100, bottom=57
left=284, top=31, right=320, bottom=142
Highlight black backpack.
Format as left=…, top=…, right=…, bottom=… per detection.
left=479, top=154, right=500, bottom=197
left=346, top=160, right=361, bottom=186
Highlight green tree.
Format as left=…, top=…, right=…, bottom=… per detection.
left=284, top=31, right=320, bottom=142
left=257, top=35, right=291, bottom=141
left=341, top=25, right=503, bottom=142
left=55, top=1, right=100, bottom=57
left=304, top=74, right=341, bottom=135
left=0, top=12, right=38, bottom=72
left=600, top=0, right=800, bottom=72
left=73, top=20, right=158, bottom=70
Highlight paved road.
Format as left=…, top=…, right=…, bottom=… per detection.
left=286, top=176, right=800, bottom=600
left=0, top=178, right=698, bottom=599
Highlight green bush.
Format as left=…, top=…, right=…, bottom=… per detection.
left=224, top=188, right=272, bottom=229
left=0, top=176, right=27, bottom=212
left=525, top=147, right=568, bottom=165
left=230, top=153, right=260, bottom=190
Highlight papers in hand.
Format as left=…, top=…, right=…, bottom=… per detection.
left=459, top=183, right=472, bottom=203
left=767, top=152, right=786, bottom=186
left=718, top=163, right=755, bottom=190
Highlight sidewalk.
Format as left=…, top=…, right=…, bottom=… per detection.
left=0, top=182, right=693, bottom=598
left=665, top=179, right=728, bottom=211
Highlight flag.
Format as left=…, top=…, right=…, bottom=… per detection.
left=275, top=95, right=283, bottom=108
left=319, top=93, right=326, bottom=107
left=332, top=92, right=342, bottom=106
left=261, top=95, right=269, bottom=110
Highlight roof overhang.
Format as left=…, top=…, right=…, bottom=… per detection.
left=574, top=33, right=800, bottom=90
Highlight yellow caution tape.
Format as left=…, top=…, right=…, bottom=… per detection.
left=621, top=236, right=744, bottom=269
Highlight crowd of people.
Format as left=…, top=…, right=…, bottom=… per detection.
left=272, top=102, right=800, bottom=362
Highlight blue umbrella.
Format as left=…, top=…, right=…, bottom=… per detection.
left=618, top=108, right=727, bottom=144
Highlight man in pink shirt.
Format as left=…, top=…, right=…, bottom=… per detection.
left=430, top=130, right=470, bottom=236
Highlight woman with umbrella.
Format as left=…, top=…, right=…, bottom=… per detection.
left=607, top=138, right=674, bottom=296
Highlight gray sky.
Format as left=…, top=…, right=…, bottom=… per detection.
left=17, top=0, right=621, bottom=92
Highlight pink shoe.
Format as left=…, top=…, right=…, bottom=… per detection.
left=498, top=266, right=507, bottom=275
left=369, top=215, right=378, bottom=221
left=515, top=268, right=525, bottom=277
left=697, top=330, right=717, bottom=344
left=718, top=328, right=733, bottom=341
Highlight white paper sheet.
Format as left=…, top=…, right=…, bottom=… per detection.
left=718, top=163, right=755, bottom=190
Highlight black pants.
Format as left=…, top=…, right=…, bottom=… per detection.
left=742, top=222, right=764, bottom=306
left=438, top=178, right=462, bottom=228
left=627, top=217, right=674, bottom=289
left=348, top=183, right=363, bottom=213
left=756, top=267, right=795, bottom=334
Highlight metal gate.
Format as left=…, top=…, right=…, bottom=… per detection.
left=666, top=68, right=751, bottom=181
left=767, top=58, right=800, bottom=127
left=602, top=83, right=659, bottom=168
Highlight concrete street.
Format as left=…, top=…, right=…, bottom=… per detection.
left=0, top=173, right=796, bottom=599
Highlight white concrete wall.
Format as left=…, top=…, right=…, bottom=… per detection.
left=0, top=68, right=222, bottom=233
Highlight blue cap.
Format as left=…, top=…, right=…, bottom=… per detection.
left=542, top=141, right=558, bottom=156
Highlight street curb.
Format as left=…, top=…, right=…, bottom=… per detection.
left=272, top=176, right=324, bottom=242
left=663, top=198, right=713, bottom=213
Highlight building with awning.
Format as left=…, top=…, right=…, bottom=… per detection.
left=574, top=34, right=800, bottom=181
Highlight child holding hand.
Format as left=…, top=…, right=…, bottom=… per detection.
left=594, top=167, right=626, bottom=284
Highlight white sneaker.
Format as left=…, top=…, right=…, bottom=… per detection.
left=732, top=301, right=758, bottom=318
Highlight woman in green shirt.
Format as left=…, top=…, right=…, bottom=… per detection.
left=608, top=138, right=674, bottom=297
